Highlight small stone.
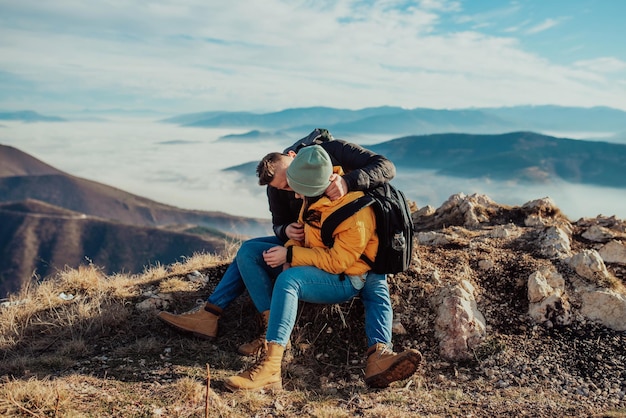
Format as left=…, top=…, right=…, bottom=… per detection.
left=495, top=380, right=509, bottom=389
left=392, top=320, right=407, bottom=334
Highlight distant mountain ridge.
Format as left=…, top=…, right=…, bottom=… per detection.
left=162, top=105, right=626, bottom=138
left=7, top=105, right=626, bottom=140
left=483, top=106, right=626, bottom=131
left=367, top=131, right=626, bottom=188
left=0, top=110, right=65, bottom=122
left=161, top=106, right=404, bottom=129
left=218, top=130, right=273, bottom=142
left=0, top=143, right=65, bottom=177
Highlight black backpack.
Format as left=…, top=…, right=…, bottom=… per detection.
left=283, top=128, right=334, bottom=153
left=320, top=183, right=414, bottom=274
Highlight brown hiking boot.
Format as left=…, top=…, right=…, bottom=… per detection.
left=238, top=310, right=270, bottom=356
left=364, top=343, right=422, bottom=388
left=157, top=302, right=221, bottom=339
left=224, top=342, right=285, bottom=392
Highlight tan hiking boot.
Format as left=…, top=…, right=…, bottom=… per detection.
left=364, top=343, right=422, bottom=388
left=238, top=310, right=270, bottom=356
left=224, top=342, right=285, bottom=392
left=157, top=302, right=221, bottom=339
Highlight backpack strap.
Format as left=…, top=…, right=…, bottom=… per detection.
left=321, top=195, right=375, bottom=248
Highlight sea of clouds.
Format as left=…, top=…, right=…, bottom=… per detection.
left=1, top=118, right=624, bottom=222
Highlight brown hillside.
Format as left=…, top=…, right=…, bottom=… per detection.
left=0, top=198, right=81, bottom=217
left=0, top=144, right=64, bottom=177
left=0, top=200, right=231, bottom=296
left=0, top=145, right=272, bottom=238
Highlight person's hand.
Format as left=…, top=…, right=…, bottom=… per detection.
left=285, top=222, right=304, bottom=241
left=325, top=173, right=348, bottom=201
left=263, top=246, right=288, bottom=268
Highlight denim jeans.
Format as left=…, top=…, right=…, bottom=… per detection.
left=206, top=235, right=283, bottom=309
left=360, top=272, right=393, bottom=347
left=237, top=244, right=394, bottom=348
left=266, top=266, right=362, bottom=347
left=235, top=241, right=284, bottom=311
left=221, top=236, right=394, bottom=348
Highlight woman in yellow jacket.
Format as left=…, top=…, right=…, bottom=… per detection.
left=224, top=145, right=420, bottom=392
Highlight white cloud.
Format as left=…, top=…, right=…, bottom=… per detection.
left=525, top=18, right=560, bottom=34
left=503, top=19, right=531, bottom=33
left=0, top=0, right=625, bottom=113
left=574, top=57, right=626, bottom=74
left=454, top=4, right=521, bottom=27
left=416, top=0, right=461, bottom=12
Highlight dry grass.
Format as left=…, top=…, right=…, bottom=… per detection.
left=0, top=242, right=625, bottom=417
left=0, top=377, right=69, bottom=417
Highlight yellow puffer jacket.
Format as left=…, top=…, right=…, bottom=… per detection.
left=285, top=185, right=378, bottom=276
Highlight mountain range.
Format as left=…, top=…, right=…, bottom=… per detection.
left=160, top=105, right=626, bottom=139
left=367, top=131, right=626, bottom=188
left=0, top=145, right=271, bottom=297
left=0, top=110, right=65, bottom=123
left=5, top=106, right=626, bottom=141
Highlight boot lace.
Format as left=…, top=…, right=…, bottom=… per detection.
left=247, top=342, right=269, bottom=379
left=178, top=300, right=206, bottom=315
left=375, top=343, right=394, bottom=359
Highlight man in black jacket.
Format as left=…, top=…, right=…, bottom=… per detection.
left=158, top=129, right=421, bottom=388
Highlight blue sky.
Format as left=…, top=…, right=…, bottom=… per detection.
left=1, top=0, right=625, bottom=116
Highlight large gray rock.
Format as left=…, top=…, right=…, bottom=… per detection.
left=598, top=240, right=626, bottom=265
left=582, top=225, right=617, bottom=243
left=578, top=288, right=626, bottom=331
left=433, top=280, right=486, bottom=361
left=528, top=269, right=571, bottom=327
left=567, top=249, right=610, bottom=282
left=538, top=226, right=572, bottom=259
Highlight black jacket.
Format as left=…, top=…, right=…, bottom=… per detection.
left=268, top=139, right=396, bottom=241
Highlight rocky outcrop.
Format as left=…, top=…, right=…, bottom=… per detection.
left=412, top=193, right=626, bottom=361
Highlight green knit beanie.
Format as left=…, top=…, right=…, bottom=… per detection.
left=286, top=145, right=333, bottom=197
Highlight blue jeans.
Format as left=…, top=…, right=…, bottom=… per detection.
left=206, top=235, right=283, bottom=309
left=360, top=272, right=393, bottom=347
left=265, top=266, right=361, bottom=347
left=237, top=243, right=393, bottom=347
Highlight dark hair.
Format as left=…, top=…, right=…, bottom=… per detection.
left=256, top=152, right=287, bottom=185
